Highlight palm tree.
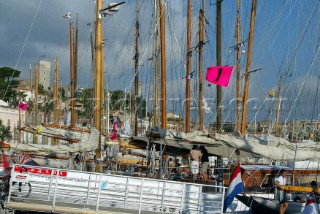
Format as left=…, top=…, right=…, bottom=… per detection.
left=0, top=119, right=12, bottom=142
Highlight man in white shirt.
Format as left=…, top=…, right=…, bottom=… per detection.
left=275, top=169, right=288, bottom=214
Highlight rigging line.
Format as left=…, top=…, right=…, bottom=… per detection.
left=282, top=1, right=320, bottom=78
left=286, top=37, right=320, bottom=122
left=125, top=0, right=165, bottom=100
left=311, top=7, right=320, bottom=121
left=274, top=3, right=317, bottom=111
left=262, top=0, right=291, bottom=50
left=167, top=4, right=187, bottom=74
left=281, top=1, right=303, bottom=96
left=2, top=0, right=43, bottom=100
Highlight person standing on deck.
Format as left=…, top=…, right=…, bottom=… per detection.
left=189, top=145, right=201, bottom=181
left=200, top=146, right=209, bottom=180
left=275, top=169, right=288, bottom=214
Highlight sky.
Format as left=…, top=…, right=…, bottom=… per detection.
left=0, top=0, right=319, bottom=127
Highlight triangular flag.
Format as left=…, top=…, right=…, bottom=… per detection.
left=206, top=66, right=234, bottom=87
left=2, top=151, right=11, bottom=173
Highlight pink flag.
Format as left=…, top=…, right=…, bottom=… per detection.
left=17, top=103, right=28, bottom=111
left=206, top=66, right=234, bottom=87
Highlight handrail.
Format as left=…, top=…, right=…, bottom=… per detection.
left=7, top=164, right=227, bottom=213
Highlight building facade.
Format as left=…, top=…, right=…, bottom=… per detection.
left=0, top=102, right=26, bottom=143
left=39, top=60, right=51, bottom=90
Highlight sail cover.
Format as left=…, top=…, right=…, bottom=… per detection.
left=216, top=132, right=320, bottom=161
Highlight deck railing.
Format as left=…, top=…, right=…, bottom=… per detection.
left=7, top=164, right=227, bottom=214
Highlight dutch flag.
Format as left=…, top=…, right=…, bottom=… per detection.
left=223, top=163, right=244, bottom=213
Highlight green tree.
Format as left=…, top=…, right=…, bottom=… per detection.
left=0, top=119, right=12, bottom=142
left=58, top=87, right=68, bottom=102
left=0, top=67, right=21, bottom=104
left=110, top=90, right=130, bottom=111
left=77, top=88, right=94, bottom=118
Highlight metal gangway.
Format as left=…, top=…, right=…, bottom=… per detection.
left=6, top=164, right=226, bottom=213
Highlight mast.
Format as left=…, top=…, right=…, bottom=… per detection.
left=69, top=19, right=75, bottom=128
left=101, top=15, right=105, bottom=134
left=34, top=63, right=39, bottom=144
left=18, top=92, right=21, bottom=144
left=235, top=0, right=241, bottom=131
left=73, top=14, right=79, bottom=127
left=185, top=0, right=192, bottom=133
left=53, top=55, right=59, bottom=145
left=90, top=30, right=95, bottom=67
left=240, top=0, right=257, bottom=135
left=28, top=64, right=32, bottom=143
left=198, top=0, right=205, bottom=131
left=134, top=0, right=140, bottom=136
left=159, top=0, right=167, bottom=129
left=95, top=0, right=103, bottom=172
left=275, top=76, right=283, bottom=137
left=154, top=0, right=159, bottom=127
left=29, top=64, right=33, bottom=103
left=216, top=0, right=222, bottom=133
left=54, top=55, right=59, bottom=125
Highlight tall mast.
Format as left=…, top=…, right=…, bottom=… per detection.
left=34, top=63, right=39, bottom=144
left=29, top=64, right=33, bottom=129
left=198, top=0, right=205, bottom=131
left=235, top=0, right=241, bottom=131
left=95, top=0, right=103, bottom=172
left=101, top=15, right=105, bottom=133
left=134, top=0, right=140, bottom=136
left=29, top=64, right=33, bottom=101
left=90, top=30, right=95, bottom=67
left=240, top=0, right=257, bottom=135
left=185, top=0, right=192, bottom=133
left=275, top=76, right=283, bottom=137
left=69, top=19, right=75, bottom=128
left=54, top=55, right=59, bottom=125
left=72, top=14, right=79, bottom=128
left=154, top=0, right=159, bottom=127
left=216, top=0, right=222, bottom=133
left=159, top=0, right=167, bottom=129
left=53, top=55, right=59, bottom=145
left=18, top=91, right=21, bottom=144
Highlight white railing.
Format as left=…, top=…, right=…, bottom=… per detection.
left=7, top=164, right=226, bottom=213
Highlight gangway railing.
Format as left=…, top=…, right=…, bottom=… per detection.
left=7, top=164, right=226, bottom=213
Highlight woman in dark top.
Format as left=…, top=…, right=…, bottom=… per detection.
left=200, top=146, right=209, bottom=180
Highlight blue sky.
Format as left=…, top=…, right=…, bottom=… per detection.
left=0, top=0, right=319, bottom=126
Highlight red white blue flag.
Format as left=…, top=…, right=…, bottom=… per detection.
left=223, top=163, right=244, bottom=212
left=19, top=153, right=27, bottom=164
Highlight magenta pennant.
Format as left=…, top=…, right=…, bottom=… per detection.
left=206, top=66, right=234, bottom=87
left=17, top=103, right=28, bottom=111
